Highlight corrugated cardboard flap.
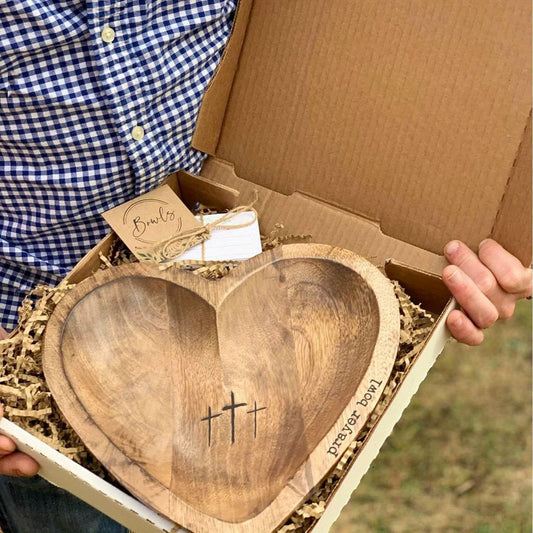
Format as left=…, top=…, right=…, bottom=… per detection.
left=193, top=0, right=531, bottom=265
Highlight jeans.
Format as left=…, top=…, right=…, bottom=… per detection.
left=0, top=475, right=128, bottom=533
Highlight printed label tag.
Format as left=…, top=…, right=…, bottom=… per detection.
left=103, top=185, right=202, bottom=261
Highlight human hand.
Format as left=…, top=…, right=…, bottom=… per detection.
left=0, top=404, right=39, bottom=476
left=442, top=239, right=532, bottom=345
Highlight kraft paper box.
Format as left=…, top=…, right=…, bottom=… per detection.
left=1, top=1, right=530, bottom=532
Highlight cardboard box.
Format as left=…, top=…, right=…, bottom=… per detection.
left=1, top=1, right=530, bottom=531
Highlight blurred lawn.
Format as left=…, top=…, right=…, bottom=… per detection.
left=331, top=300, right=532, bottom=533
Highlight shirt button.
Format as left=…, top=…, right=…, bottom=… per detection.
left=101, top=26, right=116, bottom=43
left=131, top=125, right=145, bottom=141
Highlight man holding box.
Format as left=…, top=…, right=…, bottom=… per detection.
left=0, top=1, right=531, bottom=532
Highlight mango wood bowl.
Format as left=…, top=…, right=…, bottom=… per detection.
left=43, top=244, right=400, bottom=533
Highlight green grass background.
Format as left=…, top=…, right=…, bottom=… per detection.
left=331, top=300, right=532, bottom=533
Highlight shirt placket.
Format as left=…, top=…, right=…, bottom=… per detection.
left=87, top=0, right=154, bottom=195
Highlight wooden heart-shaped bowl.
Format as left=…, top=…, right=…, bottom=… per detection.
left=43, top=244, right=399, bottom=532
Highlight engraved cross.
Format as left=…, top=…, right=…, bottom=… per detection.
left=247, top=401, right=267, bottom=438
left=222, top=391, right=247, bottom=444
left=200, top=406, right=222, bottom=447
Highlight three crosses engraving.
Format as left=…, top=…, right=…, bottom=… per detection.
left=201, top=391, right=267, bottom=446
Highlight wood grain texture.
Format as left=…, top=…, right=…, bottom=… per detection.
left=42, top=244, right=399, bottom=533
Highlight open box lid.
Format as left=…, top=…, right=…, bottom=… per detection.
left=192, top=0, right=531, bottom=268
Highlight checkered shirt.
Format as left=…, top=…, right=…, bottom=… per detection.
left=0, top=0, right=236, bottom=330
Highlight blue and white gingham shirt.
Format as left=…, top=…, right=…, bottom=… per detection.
left=0, top=0, right=236, bottom=330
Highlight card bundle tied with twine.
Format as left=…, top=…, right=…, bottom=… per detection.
left=138, top=200, right=259, bottom=265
